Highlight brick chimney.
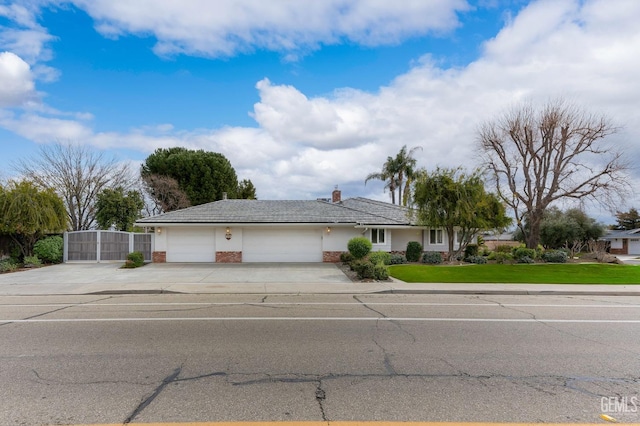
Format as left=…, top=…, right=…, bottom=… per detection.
left=332, top=186, right=341, bottom=203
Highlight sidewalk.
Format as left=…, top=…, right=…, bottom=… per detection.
left=0, top=262, right=638, bottom=296
left=1, top=275, right=639, bottom=296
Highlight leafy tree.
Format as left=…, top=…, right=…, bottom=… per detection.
left=141, top=173, right=191, bottom=214
left=534, top=207, right=605, bottom=256
left=0, top=181, right=67, bottom=257
left=365, top=145, right=421, bottom=205
left=413, top=168, right=511, bottom=261
left=478, top=99, right=629, bottom=249
left=13, top=143, right=134, bottom=231
left=141, top=147, right=238, bottom=206
left=237, top=179, right=257, bottom=200
left=95, top=187, right=145, bottom=231
left=614, top=207, right=640, bottom=230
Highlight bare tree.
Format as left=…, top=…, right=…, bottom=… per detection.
left=13, top=143, right=134, bottom=230
left=478, top=99, right=629, bottom=248
left=141, top=173, right=191, bottom=215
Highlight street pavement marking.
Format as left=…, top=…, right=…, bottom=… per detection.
left=3, top=317, right=640, bottom=323
left=3, top=302, right=640, bottom=308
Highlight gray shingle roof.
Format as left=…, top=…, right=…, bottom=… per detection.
left=602, top=228, right=640, bottom=239
left=136, top=198, right=415, bottom=226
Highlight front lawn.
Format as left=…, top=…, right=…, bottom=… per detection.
left=388, top=263, right=640, bottom=284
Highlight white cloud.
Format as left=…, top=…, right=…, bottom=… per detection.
left=0, top=3, right=56, bottom=64
left=70, top=0, right=469, bottom=58
left=0, top=51, right=38, bottom=107
left=1, top=0, right=639, bottom=211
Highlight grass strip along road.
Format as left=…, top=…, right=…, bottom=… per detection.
left=388, top=263, right=640, bottom=284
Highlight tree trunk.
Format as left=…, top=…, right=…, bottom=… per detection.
left=447, top=226, right=455, bottom=262
left=526, top=211, right=543, bottom=249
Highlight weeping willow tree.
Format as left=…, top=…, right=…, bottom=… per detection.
left=0, top=181, right=67, bottom=258
left=413, top=168, right=511, bottom=261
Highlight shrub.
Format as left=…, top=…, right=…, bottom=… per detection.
left=369, top=251, right=391, bottom=265
left=495, top=252, right=513, bottom=264
left=406, top=241, right=423, bottom=262
left=464, top=244, right=478, bottom=258
left=495, top=244, right=514, bottom=253
left=352, top=259, right=375, bottom=279
left=466, top=255, right=487, bottom=264
left=541, top=250, right=568, bottom=263
left=389, top=254, right=407, bottom=265
left=0, top=259, right=19, bottom=273
left=340, top=252, right=354, bottom=264
left=126, top=251, right=145, bottom=267
left=513, top=247, right=537, bottom=261
left=348, top=237, right=372, bottom=260
left=517, top=256, right=535, bottom=264
left=33, top=236, right=64, bottom=263
left=373, top=264, right=389, bottom=280
left=422, top=251, right=442, bottom=264
left=23, top=255, right=42, bottom=268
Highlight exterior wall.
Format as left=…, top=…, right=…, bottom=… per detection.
left=152, top=251, right=166, bottom=263
left=423, top=227, right=449, bottom=252
left=368, top=228, right=391, bottom=252
left=323, top=251, right=342, bottom=262
left=216, top=251, right=242, bottom=263
left=610, top=238, right=628, bottom=255
left=322, top=227, right=360, bottom=252
left=154, top=228, right=167, bottom=251
left=391, top=229, right=422, bottom=252
left=215, top=227, right=243, bottom=252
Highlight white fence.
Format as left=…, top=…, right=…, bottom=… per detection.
left=64, top=231, right=154, bottom=262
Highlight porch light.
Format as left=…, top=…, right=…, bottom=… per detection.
left=326, top=227, right=331, bottom=234
left=156, top=227, right=162, bottom=234
left=225, top=227, right=232, bottom=240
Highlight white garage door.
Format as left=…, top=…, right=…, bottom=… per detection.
left=166, top=227, right=215, bottom=262
left=243, top=228, right=322, bottom=262
left=630, top=239, right=640, bottom=255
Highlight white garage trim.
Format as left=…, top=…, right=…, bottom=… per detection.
left=166, top=227, right=215, bottom=262
left=243, top=227, right=322, bottom=262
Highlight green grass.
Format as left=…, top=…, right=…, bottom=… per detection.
left=388, top=263, right=640, bottom=284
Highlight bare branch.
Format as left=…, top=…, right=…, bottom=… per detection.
left=478, top=99, right=630, bottom=248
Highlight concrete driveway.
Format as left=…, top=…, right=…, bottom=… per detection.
left=0, top=262, right=363, bottom=295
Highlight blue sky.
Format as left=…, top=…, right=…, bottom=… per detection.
left=1, top=0, right=638, bottom=224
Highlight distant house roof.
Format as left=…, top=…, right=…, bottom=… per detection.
left=602, top=228, right=640, bottom=240
left=136, top=198, right=416, bottom=226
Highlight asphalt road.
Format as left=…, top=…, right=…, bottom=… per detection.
left=1, top=293, right=639, bottom=425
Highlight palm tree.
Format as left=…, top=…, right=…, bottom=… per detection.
left=394, top=145, right=422, bottom=206
left=365, top=156, right=399, bottom=204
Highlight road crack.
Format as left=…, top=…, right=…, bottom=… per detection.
left=0, top=296, right=115, bottom=327
left=315, top=380, right=329, bottom=423
left=123, top=366, right=182, bottom=424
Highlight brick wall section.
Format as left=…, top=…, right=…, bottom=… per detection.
left=152, top=251, right=166, bottom=263
left=216, top=251, right=243, bottom=263
left=610, top=248, right=627, bottom=255
left=323, top=251, right=342, bottom=263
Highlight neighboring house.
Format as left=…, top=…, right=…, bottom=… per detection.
left=602, top=229, right=640, bottom=255
left=481, top=232, right=518, bottom=250
left=136, top=189, right=466, bottom=263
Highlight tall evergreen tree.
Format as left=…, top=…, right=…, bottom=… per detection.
left=141, top=147, right=239, bottom=206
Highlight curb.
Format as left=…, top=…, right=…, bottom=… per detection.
left=379, top=289, right=640, bottom=296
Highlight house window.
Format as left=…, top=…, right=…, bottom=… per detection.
left=430, top=229, right=443, bottom=244
left=456, top=231, right=463, bottom=244
left=371, top=229, right=385, bottom=244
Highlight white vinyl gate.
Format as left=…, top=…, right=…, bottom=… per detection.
left=64, top=231, right=154, bottom=262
